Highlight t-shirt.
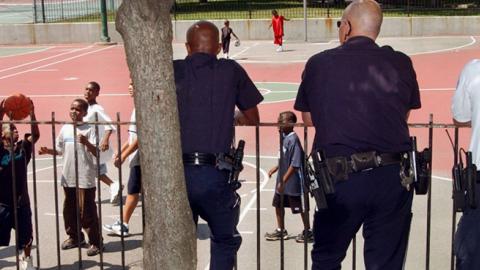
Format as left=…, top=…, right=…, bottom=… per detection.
left=128, top=109, right=139, bottom=168
left=0, top=136, right=32, bottom=207
left=272, top=15, right=285, bottom=37
left=276, top=132, right=304, bottom=196
left=452, top=59, right=480, bottom=166
left=174, top=53, right=263, bottom=154
left=295, top=36, right=421, bottom=157
left=222, top=27, right=233, bottom=41
left=84, top=103, right=115, bottom=164
left=56, top=124, right=97, bottom=188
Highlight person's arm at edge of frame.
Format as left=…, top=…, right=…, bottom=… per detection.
left=114, top=138, right=138, bottom=168
left=235, top=107, right=260, bottom=126
left=27, top=100, right=40, bottom=144
left=301, top=112, right=313, bottom=127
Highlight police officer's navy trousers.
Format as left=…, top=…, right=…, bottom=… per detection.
left=185, top=165, right=242, bottom=270
left=454, top=172, right=480, bottom=270
left=312, top=165, right=413, bottom=270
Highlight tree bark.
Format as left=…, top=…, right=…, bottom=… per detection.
left=116, top=1, right=197, bottom=269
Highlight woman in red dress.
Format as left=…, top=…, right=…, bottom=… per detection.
left=268, top=10, right=289, bottom=52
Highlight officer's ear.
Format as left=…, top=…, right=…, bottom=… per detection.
left=185, top=43, right=192, bottom=55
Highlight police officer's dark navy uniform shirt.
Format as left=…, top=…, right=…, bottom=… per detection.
left=174, top=53, right=263, bottom=154
left=0, top=135, right=32, bottom=207
left=294, top=36, right=421, bottom=157
left=277, top=131, right=304, bottom=196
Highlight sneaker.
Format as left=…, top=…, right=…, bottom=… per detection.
left=19, top=256, right=36, bottom=270
left=264, top=228, right=288, bottom=241
left=86, top=244, right=104, bottom=256
left=276, top=46, right=283, bottom=52
left=110, top=182, right=121, bottom=204
left=295, top=229, right=314, bottom=243
left=103, top=220, right=129, bottom=236
left=61, top=238, right=86, bottom=250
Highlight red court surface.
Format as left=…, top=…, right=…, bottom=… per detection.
left=0, top=38, right=478, bottom=179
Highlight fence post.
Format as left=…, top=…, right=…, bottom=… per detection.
left=41, top=0, right=46, bottom=23
left=100, top=0, right=111, bottom=42
left=303, top=0, right=308, bottom=42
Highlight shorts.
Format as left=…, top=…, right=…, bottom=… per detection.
left=222, top=38, right=231, bottom=53
left=274, top=35, right=283, bottom=45
left=99, top=163, right=107, bottom=176
left=272, top=193, right=303, bottom=214
left=127, top=165, right=142, bottom=195
left=0, top=204, right=33, bottom=249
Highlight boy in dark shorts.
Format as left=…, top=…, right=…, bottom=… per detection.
left=0, top=98, right=39, bottom=270
left=221, top=19, right=239, bottom=59
left=265, top=111, right=313, bottom=243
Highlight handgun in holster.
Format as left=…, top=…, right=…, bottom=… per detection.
left=453, top=150, right=477, bottom=212
left=217, top=140, right=245, bottom=191
left=304, top=150, right=335, bottom=209
left=400, top=136, right=431, bottom=195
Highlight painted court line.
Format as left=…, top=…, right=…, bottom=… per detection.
left=231, top=42, right=259, bottom=59
left=0, top=45, right=91, bottom=74
left=0, top=45, right=115, bottom=80
left=410, top=36, right=476, bottom=56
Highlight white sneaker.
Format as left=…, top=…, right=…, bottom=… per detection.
left=110, top=182, right=120, bottom=204
left=20, top=256, right=36, bottom=270
left=103, top=220, right=129, bottom=237
left=276, top=46, right=283, bottom=52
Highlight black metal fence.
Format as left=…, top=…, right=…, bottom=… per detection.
left=0, top=116, right=471, bottom=269
left=33, top=0, right=122, bottom=23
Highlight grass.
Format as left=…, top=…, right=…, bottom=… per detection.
left=52, top=0, right=479, bottom=22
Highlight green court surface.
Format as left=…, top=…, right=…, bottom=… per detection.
left=255, top=82, right=299, bottom=103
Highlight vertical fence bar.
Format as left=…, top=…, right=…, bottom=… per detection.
left=72, top=120, right=83, bottom=269
left=8, top=119, right=20, bottom=270
left=33, top=0, right=38, bottom=23
left=100, top=0, right=111, bottom=42
left=279, top=130, right=285, bottom=270
left=303, top=0, right=307, bottom=42
left=303, top=125, right=309, bottom=270
left=116, top=112, right=126, bottom=270
left=256, top=124, right=261, bottom=270
left=451, top=127, right=459, bottom=270
left=41, top=0, right=46, bottom=23
left=94, top=113, right=105, bottom=269
left=352, top=236, right=356, bottom=270
left=51, top=112, right=62, bottom=269
left=30, top=114, right=41, bottom=268
left=426, top=114, right=433, bottom=270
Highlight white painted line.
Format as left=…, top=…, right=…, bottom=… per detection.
left=242, top=181, right=260, bottom=184
left=238, top=231, right=253, bottom=234
left=33, top=69, right=58, bottom=72
left=27, top=165, right=61, bottom=175
left=0, top=93, right=130, bottom=98
left=0, top=46, right=53, bottom=59
left=63, top=77, right=79, bottom=81
left=433, top=175, right=452, bottom=182
left=231, top=42, right=259, bottom=59
left=0, top=45, right=91, bottom=74
left=240, top=194, right=248, bottom=198
left=262, top=188, right=275, bottom=192
left=45, top=213, right=63, bottom=217
left=410, top=36, right=476, bottom=56
left=420, top=87, right=455, bottom=91
left=248, top=208, right=267, bottom=211
left=0, top=45, right=116, bottom=80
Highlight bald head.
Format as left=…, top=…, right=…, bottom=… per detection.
left=186, top=20, right=221, bottom=56
left=342, top=0, right=383, bottom=41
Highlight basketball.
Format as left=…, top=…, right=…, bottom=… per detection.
left=3, top=93, right=32, bottom=120
left=235, top=40, right=241, bottom=47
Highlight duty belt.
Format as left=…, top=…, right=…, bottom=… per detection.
left=182, top=152, right=217, bottom=166
left=326, top=151, right=402, bottom=181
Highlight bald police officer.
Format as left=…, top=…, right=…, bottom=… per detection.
left=174, top=21, right=263, bottom=270
left=294, top=1, right=421, bottom=269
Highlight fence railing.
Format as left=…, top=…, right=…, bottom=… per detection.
left=32, top=0, right=122, bottom=23
left=0, top=115, right=471, bottom=269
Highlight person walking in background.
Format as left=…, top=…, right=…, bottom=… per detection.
left=221, top=20, right=239, bottom=59
left=83, top=81, right=121, bottom=205
left=268, top=10, right=289, bottom=52
left=38, top=98, right=103, bottom=257
left=452, top=58, right=480, bottom=270
left=103, top=80, right=140, bottom=237
left=264, top=111, right=313, bottom=243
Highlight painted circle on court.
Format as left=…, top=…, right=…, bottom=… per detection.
left=254, top=82, right=299, bottom=103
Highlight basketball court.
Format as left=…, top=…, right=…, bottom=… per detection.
left=0, top=35, right=479, bottom=269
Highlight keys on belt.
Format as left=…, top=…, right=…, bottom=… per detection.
left=182, top=152, right=217, bottom=166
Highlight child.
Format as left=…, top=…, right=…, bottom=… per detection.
left=38, top=99, right=102, bottom=256
left=83, top=81, right=121, bottom=204
left=264, top=111, right=313, bottom=243
left=268, top=10, right=290, bottom=52
left=221, top=20, right=239, bottom=59
left=0, top=99, right=39, bottom=270
left=103, top=80, right=139, bottom=237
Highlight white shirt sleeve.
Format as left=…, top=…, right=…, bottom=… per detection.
left=55, top=126, right=65, bottom=156
left=452, top=62, right=472, bottom=122
left=91, top=105, right=116, bottom=132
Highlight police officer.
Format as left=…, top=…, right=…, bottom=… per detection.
left=452, top=59, right=480, bottom=269
left=173, top=21, right=263, bottom=270
left=294, top=0, right=421, bottom=269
